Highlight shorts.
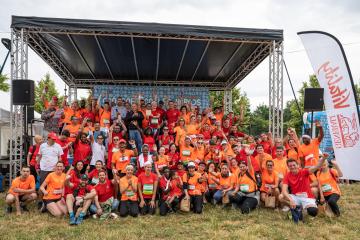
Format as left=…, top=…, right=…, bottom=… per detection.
left=39, top=171, right=53, bottom=185
left=289, top=194, right=316, bottom=208
left=43, top=198, right=61, bottom=207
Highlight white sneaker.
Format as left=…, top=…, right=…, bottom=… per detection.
left=110, top=213, right=119, bottom=219
left=92, top=214, right=98, bottom=219
left=281, top=206, right=290, bottom=212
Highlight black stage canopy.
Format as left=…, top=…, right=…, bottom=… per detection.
left=11, top=16, right=283, bottom=89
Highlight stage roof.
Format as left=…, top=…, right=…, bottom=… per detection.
left=11, top=16, right=283, bottom=90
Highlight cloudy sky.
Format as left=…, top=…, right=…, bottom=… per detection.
left=0, top=0, right=359, bottom=111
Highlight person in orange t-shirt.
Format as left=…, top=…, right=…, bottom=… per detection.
left=186, top=115, right=200, bottom=135
left=174, top=118, right=187, bottom=146
left=112, top=139, right=136, bottom=177
left=63, top=101, right=81, bottom=125
left=211, top=163, right=236, bottom=205
left=64, top=116, right=81, bottom=143
left=205, top=162, right=220, bottom=203
left=6, top=166, right=37, bottom=215
left=318, top=156, right=343, bottom=216
left=230, top=158, right=240, bottom=177
left=229, top=147, right=259, bottom=214
left=272, top=147, right=288, bottom=181
left=179, top=106, right=190, bottom=124
left=260, top=160, right=280, bottom=206
left=155, top=147, right=170, bottom=176
left=286, top=138, right=300, bottom=164
left=119, top=165, right=139, bottom=217
left=39, top=161, right=67, bottom=217
left=255, top=144, right=272, bottom=172
left=183, top=162, right=204, bottom=214
left=299, top=121, right=324, bottom=168
left=179, top=136, right=195, bottom=165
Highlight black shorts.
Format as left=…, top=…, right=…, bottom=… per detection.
left=43, top=199, right=61, bottom=207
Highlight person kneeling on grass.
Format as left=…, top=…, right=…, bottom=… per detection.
left=138, top=162, right=158, bottom=215
left=260, top=160, right=280, bottom=207
left=211, top=163, right=236, bottom=206
left=183, top=162, right=204, bottom=214
left=279, top=157, right=326, bottom=223
left=66, top=174, right=97, bottom=225
left=159, top=167, right=183, bottom=216
left=39, top=161, right=67, bottom=217
left=229, top=148, right=260, bottom=214
left=317, top=156, right=343, bottom=217
left=91, top=170, right=119, bottom=220
left=119, top=164, right=139, bottom=217
left=6, top=166, right=37, bottom=215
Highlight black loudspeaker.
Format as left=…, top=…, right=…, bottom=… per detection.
left=304, top=88, right=324, bottom=111
left=25, top=105, right=34, bottom=124
left=12, top=80, right=35, bottom=105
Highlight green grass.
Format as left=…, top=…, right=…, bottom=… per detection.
left=1, top=184, right=360, bottom=240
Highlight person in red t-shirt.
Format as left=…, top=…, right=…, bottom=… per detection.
left=142, top=127, right=156, bottom=152
left=167, top=143, right=180, bottom=170
left=137, top=162, right=158, bottom=215
left=27, top=135, right=43, bottom=181
left=260, top=132, right=273, bottom=155
left=166, top=100, right=180, bottom=128
left=158, top=126, right=174, bottom=153
left=56, top=130, right=72, bottom=170
left=148, top=101, right=163, bottom=130
left=73, top=132, right=92, bottom=173
left=88, top=160, right=105, bottom=185
left=280, top=157, right=326, bottom=220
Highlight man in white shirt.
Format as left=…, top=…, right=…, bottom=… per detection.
left=89, top=134, right=106, bottom=171
left=36, top=132, right=63, bottom=185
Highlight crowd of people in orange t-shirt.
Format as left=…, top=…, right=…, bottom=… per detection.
left=5, top=93, right=344, bottom=224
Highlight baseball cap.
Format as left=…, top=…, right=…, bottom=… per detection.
left=47, top=132, right=57, bottom=140
left=119, top=139, right=126, bottom=143
left=302, top=134, right=311, bottom=139
left=187, top=162, right=196, bottom=168
left=221, top=140, right=228, bottom=145
left=80, top=174, right=88, bottom=180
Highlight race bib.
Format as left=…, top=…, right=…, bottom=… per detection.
left=265, top=184, right=274, bottom=189
left=125, top=190, right=135, bottom=197
left=91, top=178, right=99, bottom=185
left=240, top=184, right=249, bottom=192
left=208, top=184, right=217, bottom=189
left=120, top=156, right=129, bottom=162
left=295, top=192, right=308, bottom=198
left=188, top=185, right=195, bottom=190
left=53, top=188, right=63, bottom=195
left=182, top=150, right=191, bottom=157
left=321, top=184, right=332, bottom=193
left=103, top=119, right=110, bottom=124
left=151, top=118, right=159, bottom=125
left=143, top=184, right=154, bottom=195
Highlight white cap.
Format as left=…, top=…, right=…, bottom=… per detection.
left=221, top=140, right=228, bottom=145
left=187, top=162, right=196, bottom=168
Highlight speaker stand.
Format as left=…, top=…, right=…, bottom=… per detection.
left=310, top=110, right=314, bottom=138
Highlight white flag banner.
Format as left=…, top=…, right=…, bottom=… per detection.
left=298, top=31, right=360, bottom=180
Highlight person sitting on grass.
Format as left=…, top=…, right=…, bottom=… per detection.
left=229, top=147, right=260, bottom=214
left=6, top=166, right=37, bottom=215
left=119, top=164, right=139, bottom=218
left=260, top=160, right=280, bottom=207
left=88, top=160, right=105, bottom=185
left=92, top=170, right=119, bottom=220
left=317, top=155, right=343, bottom=217
left=159, top=167, right=183, bottom=216
left=39, top=161, right=67, bottom=217
left=138, top=162, right=158, bottom=215
left=279, top=156, right=326, bottom=223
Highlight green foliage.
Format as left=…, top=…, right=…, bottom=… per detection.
left=249, top=104, right=269, bottom=136
left=0, top=74, right=10, bottom=92
left=34, top=73, right=63, bottom=113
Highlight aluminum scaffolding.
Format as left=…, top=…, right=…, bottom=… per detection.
left=268, top=40, right=284, bottom=138
left=9, top=28, right=28, bottom=182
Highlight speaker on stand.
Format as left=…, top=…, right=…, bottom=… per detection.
left=304, top=88, right=324, bottom=137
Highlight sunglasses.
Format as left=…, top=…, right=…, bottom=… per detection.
left=267, top=164, right=274, bottom=167
left=97, top=137, right=104, bottom=140
left=113, top=139, right=119, bottom=141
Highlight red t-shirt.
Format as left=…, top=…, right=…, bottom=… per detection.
left=75, top=184, right=94, bottom=197
left=143, top=136, right=155, bottom=150
left=283, top=169, right=314, bottom=199
left=149, top=109, right=163, bottom=128
left=201, top=130, right=212, bottom=140
left=95, top=179, right=114, bottom=202
left=107, top=143, right=117, bottom=169
left=82, top=110, right=95, bottom=123
left=88, top=169, right=101, bottom=185
left=261, top=140, right=272, bottom=155
left=64, top=170, right=81, bottom=195
left=138, top=172, right=158, bottom=199
left=176, top=170, right=186, bottom=178
left=167, top=152, right=180, bottom=170
left=166, top=109, right=180, bottom=125
left=74, top=141, right=91, bottom=165
left=28, top=145, right=40, bottom=166
left=56, top=139, right=69, bottom=166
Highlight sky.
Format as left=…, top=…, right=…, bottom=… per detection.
left=0, top=0, right=359, bottom=111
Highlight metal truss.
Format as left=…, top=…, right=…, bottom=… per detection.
left=223, top=89, right=233, bottom=114
left=268, top=41, right=284, bottom=138
left=68, top=85, right=77, bottom=103
left=9, top=29, right=28, bottom=182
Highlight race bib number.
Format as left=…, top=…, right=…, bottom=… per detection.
left=208, top=184, right=217, bottom=189
left=188, top=185, right=195, bottom=190
left=321, top=184, right=332, bottom=193
left=240, top=184, right=249, bottom=193
left=182, top=150, right=191, bottom=157
left=125, top=190, right=135, bottom=197
left=143, top=184, right=154, bottom=195
left=151, top=118, right=159, bottom=125
left=295, top=192, right=308, bottom=198
left=53, top=188, right=63, bottom=195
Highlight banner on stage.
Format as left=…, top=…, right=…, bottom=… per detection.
left=93, top=85, right=210, bottom=110
left=299, top=31, right=360, bottom=180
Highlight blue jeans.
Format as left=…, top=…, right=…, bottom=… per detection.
left=213, top=190, right=224, bottom=204
left=129, top=130, right=143, bottom=151
left=89, top=199, right=119, bottom=214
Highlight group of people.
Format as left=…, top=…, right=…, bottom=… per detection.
left=5, top=93, right=343, bottom=225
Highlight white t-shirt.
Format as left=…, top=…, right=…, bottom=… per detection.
left=39, top=142, right=63, bottom=171
left=90, top=141, right=106, bottom=166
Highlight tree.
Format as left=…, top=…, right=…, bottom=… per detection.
left=34, top=73, right=62, bottom=113
left=0, top=74, right=10, bottom=92
left=250, top=104, right=269, bottom=136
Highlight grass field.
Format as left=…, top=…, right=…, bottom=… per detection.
left=1, top=184, right=360, bottom=240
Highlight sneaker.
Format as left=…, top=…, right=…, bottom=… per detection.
left=92, top=214, right=98, bottom=219
left=281, top=206, right=290, bottom=212
left=75, top=213, right=85, bottom=225
left=69, top=215, right=76, bottom=225
left=110, top=213, right=119, bottom=219
left=6, top=206, right=13, bottom=214
left=290, top=206, right=302, bottom=224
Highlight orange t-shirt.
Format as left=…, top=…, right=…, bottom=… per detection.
left=156, top=155, right=170, bottom=171
left=174, top=126, right=186, bottom=146
left=194, top=146, right=206, bottom=161
left=237, top=169, right=257, bottom=193
left=99, top=108, right=111, bottom=127
left=221, top=147, right=235, bottom=161
left=119, top=175, right=138, bottom=201
left=179, top=145, right=194, bottom=163
left=64, top=124, right=81, bottom=142
left=256, top=153, right=273, bottom=172
left=272, top=157, right=288, bottom=179
left=112, top=150, right=134, bottom=173
left=214, top=112, right=224, bottom=122
left=316, top=169, right=341, bottom=197
left=198, top=171, right=208, bottom=193
left=43, top=172, right=66, bottom=200
left=217, top=174, right=236, bottom=190
left=230, top=166, right=240, bottom=176
left=63, top=107, right=81, bottom=124
left=180, top=113, right=191, bottom=124
left=299, top=138, right=320, bottom=167
left=287, top=148, right=300, bottom=164
left=260, top=170, right=279, bottom=193
left=207, top=172, right=220, bottom=190
left=183, top=172, right=202, bottom=196
left=8, top=175, right=35, bottom=196
left=186, top=124, right=199, bottom=135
